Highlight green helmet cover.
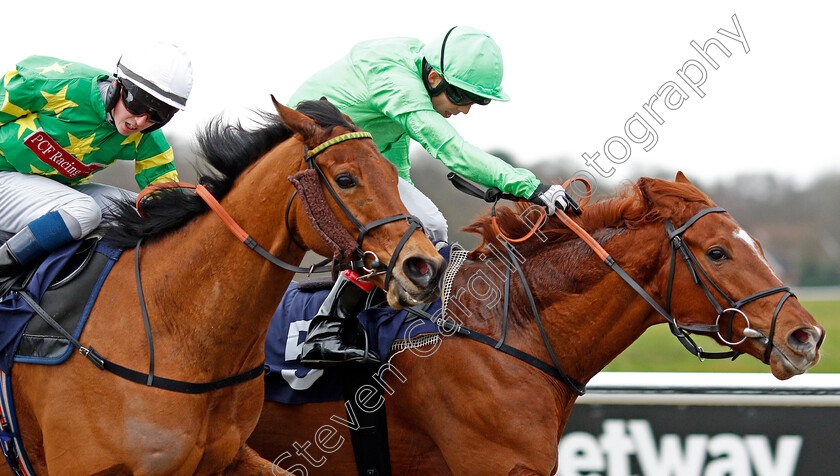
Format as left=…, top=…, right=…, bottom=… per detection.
left=423, top=26, right=510, bottom=102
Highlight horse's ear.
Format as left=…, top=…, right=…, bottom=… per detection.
left=675, top=171, right=692, bottom=184
left=271, top=95, right=322, bottom=147
left=636, top=177, right=658, bottom=203
left=637, top=176, right=677, bottom=215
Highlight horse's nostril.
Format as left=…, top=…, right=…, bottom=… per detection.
left=403, top=257, right=438, bottom=287
left=792, top=329, right=810, bottom=344
left=788, top=328, right=820, bottom=351
left=414, top=259, right=429, bottom=277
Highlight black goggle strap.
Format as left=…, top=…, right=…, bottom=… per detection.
left=422, top=59, right=446, bottom=97
left=430, top=82, right=447, bottom=96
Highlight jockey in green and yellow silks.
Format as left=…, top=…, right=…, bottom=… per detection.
left=0, top=56, right=178, bottom=188
left=0, top=43, right=193, bottom=295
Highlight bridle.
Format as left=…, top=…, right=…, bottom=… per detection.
left=662, top=207, right=792, bottom=363
left=291, top=132, right=424, bottom=289
left=442, top=176, right=796, bottom=395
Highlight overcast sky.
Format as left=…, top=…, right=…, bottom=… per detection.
left=4, top=1, right=838, bottom=188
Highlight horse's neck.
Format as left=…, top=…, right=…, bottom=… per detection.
left=456, top=223, right=667, bottom=386
left=137, top=146, right=305, bottom=360
left=543, top=224, right=669, bottom=382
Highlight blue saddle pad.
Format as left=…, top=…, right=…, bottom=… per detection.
left=264, top=246, right=451, bottom=405
left=0, top=240, right=123, bottom=373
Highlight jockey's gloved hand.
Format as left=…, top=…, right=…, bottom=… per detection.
left=529, top=183, right=572, bottom=215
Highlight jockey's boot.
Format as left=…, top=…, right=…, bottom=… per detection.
left=0, top=211, right=76, bottom=297
left=300, top=270, right=380, bottom=368
left=0, top=243, right=24, bottom=296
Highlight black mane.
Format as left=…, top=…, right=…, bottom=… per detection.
left=295, top=98, right=358, bottom=132
left=102, top=99, right=351, bottom=248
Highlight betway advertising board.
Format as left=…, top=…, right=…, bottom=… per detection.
left=558, top=373, right=840, bottom=476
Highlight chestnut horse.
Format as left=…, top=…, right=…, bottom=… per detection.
left=2, top=99, right=444, bottom=475
left=248, top=173, right=824, bottom=475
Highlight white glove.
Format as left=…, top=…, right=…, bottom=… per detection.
left=534, top=184, right=569, bottom=215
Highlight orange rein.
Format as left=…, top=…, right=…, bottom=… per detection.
left=492, top=177, right=608, bottom=260
left=136, top=182, right=250, bottom=243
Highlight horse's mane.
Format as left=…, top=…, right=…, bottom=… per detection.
left=459, top=176, right=713, bottom=329
left=102, top=100, right=353, bottom=247
left=465, top=176, right=713, bottom=258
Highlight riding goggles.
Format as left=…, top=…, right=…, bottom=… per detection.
left=120, top=79, right=178, bottom=125
left=444, top=83, right=492, bottom=106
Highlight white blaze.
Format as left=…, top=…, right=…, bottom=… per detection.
left=733, top=228, right=780, bottom=280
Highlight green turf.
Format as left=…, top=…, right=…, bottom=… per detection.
left=603, top=300, right=839, bottom=373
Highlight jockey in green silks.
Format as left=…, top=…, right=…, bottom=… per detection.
left=0, top=43, right=193, bottom=295
left=288, top=26, right=575, bottom=367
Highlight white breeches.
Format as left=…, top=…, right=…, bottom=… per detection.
left=397, top=177, right=448, bottom=243
left=0, top=171, right=137, bottom=238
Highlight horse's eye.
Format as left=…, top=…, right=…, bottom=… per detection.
left=334, top=173, right=358, bottom=189
left=707, top=247, right=729, bottom=262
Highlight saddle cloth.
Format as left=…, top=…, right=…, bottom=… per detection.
left=263, top=282, right=442, bottom=404
left=0, top=238, right=123, bottom=373
left=263, top=244, right=455, bottom=405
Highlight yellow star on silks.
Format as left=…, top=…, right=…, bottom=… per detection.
left=1, top=93, right=29, bottom=118
left=65, top=132, right=99, bottom=162
left=14, top=112, right=38, bottom=139
left=36, top=62, right=72, bottom=75
left=3, top=70, right=18, bottom=87
left=29, top=163, right=59, bottom=176
left=41, top=86, right=78, bottom=116
left=121, top=131, right=143, bottom=149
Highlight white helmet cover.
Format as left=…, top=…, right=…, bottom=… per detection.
left=116, top=42, right=193, bottom=110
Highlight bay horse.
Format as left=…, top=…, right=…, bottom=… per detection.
left=1, top=98, right=444, bottom=475
left=248, top=172, right=825, bottom=475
